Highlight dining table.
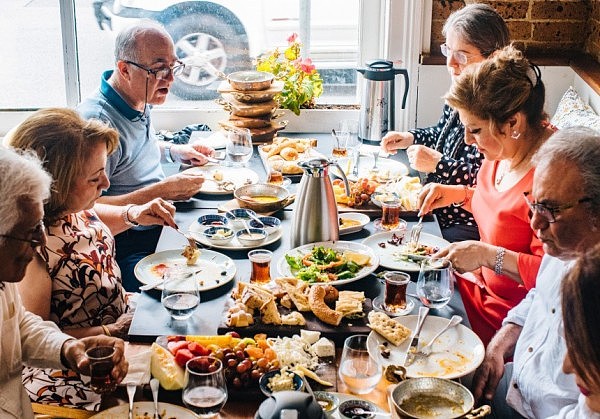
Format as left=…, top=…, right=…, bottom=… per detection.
left=98, top=132, right=473, bottom=418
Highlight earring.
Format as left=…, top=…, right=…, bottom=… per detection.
left=511, top=131, right=521, bottom=140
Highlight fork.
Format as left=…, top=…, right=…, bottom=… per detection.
left=150, top=378, right=162, bottom=419
left=126, top=383, right=136, bottom=419
left=420, top=315, right=462, bottom=355
left=176, top=228, right=198, bottom=249
left=409, top=216, right=424, bottom=249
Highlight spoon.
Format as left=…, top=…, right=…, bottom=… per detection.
left=420, top=315, right=463, bottom=355
left=331, top=128, right=341, bottom=149
left=345, top=407, right=391, bottom=418
left=150, top=378, right=161, bottom=419
left=126, top=383, right=136, bottom=419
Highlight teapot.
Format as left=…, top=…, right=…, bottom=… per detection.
left=290, top=158, right=350, bottom=248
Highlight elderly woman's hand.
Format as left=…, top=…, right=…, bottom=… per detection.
left=62, top=335, right=128, bottom=383
left=106, top=312, right=134, bottom=340
left=406, top=144, right=442, bottom=173
left=129, top=198, right=177, bottom=229
left=381, top=131, right=414, bottom=154
left=434, top=241, right=497, bottom=274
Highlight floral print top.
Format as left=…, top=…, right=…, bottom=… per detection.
left=408, top=104, right=483, bottom=229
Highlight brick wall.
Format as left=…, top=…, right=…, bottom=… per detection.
left=431, top=0, right=600, bottom=60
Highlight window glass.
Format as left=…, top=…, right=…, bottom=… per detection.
left=0, top=1, right=66, bottom=109
left=78, top=0, right=360, bottom=108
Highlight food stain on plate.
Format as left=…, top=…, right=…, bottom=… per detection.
left=150, top=263, right=169, bottom=277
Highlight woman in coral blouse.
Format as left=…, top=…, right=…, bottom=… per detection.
left=418, top=45, right=552, bottom=346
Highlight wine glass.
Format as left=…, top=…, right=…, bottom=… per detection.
left=183, top=356, right=228, bottom=418
left=338, top=335, right=382, bottom=394
left=161, top=267, right=200, bottom=321
left=416, top=257, right=455, bottom=309
left=225, top=127, right=253, bottom=167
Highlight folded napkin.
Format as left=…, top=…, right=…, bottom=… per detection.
left=191, top=130, right=227, bottom=149
left=121, top=346, right=152, bottom=385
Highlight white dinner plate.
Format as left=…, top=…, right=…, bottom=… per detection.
left=90, top=401, right=197, bottom=418
left=186, top=164, right=259, bottom=195
left=339, top=212, right=370, bottom=235
left=277, top=241, right=379, bottom=286
left=134, top=249, right=236, bottom=291
left=189, top=221, right=282, bottom=250
left=367, top=314, right=485, bottom=379
left=361, top=231, right=450, bottom=272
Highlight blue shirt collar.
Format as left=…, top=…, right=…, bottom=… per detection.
left=100, top=70, right=147, bottom=121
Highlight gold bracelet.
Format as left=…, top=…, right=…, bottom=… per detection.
left=101, top=324, right=111, bottom=336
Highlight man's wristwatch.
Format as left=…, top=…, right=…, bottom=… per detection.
left=164, top=144, right=175, bottom=163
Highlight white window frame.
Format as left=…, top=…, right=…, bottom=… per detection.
left=0, top=0, right=428, bottom=135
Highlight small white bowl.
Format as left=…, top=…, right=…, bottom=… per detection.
left=203, top=226, right=235, bottom=245
left=225, top=208, right=257, bottom=230
left=249, top=216, right=281, bottom=235
left=236, top=228, right=267, bottom=246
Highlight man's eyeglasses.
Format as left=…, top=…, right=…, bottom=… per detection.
left=523, top=192, right=592, bottom=223
left=0, top=220, right=46, bottom=248
left=124, top=60, right=185, bottom=80
left=440, top=44, right=481, bottom=65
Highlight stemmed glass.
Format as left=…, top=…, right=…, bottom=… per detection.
left=416, top=257, right=455, bottom=309
left=182, top=356, right=228, bottom=418
left=338, top=335, right=382, bottom=394
left=161, top=267, right=200, bottom=321
left=225, top=127, right=253, bottom=167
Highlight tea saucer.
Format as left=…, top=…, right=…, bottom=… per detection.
left=373, top=218, right=407, bottom=231
left=372, top=295, right=415, bottom=316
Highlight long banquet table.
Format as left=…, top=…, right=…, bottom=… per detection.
left=109, top=133, right=471, bottom=417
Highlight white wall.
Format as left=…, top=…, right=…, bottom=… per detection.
left=413, top=65, right=575, bottom=129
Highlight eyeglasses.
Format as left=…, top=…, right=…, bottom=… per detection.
left=440, top=44, right=481, bottom=65
left=523, top=192, right=592, bottom=223
left=0, top=220, right=46, bottom=248
left=124, top=60, right=185, bottom=80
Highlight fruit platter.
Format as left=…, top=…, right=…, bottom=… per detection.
left=150, top=331, right=337, bottom=399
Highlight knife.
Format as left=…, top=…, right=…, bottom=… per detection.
left=352, top=149, right=360, bottom=177
left=405, top=306, right=430, bottom=366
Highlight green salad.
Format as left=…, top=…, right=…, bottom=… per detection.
left=285, top=245, right=362, bottom=283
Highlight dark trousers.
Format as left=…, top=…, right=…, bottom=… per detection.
left=115, top=226, right=162, bottom=292
left=442, top=223, right=480, bottom=243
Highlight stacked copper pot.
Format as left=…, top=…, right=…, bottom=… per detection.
left=217, top=71, right=286, bottom=143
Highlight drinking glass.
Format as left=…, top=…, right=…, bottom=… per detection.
left=225, top=127, right=253, bottom=167
left=85, top=346, right=117, bottom=394
left=183, top=356, right=228, bottom=418
left=338, top=335, right=381, bottom=394
left=416, top=257, right=455, bottom=309
left=248, top=249, right=272, bottom=285
left=383, top=271, right=411, bottom=311
left=161, top=268, right=200, bottom=321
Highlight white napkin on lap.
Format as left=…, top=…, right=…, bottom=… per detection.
left=121, top=347, right=152, bottom=385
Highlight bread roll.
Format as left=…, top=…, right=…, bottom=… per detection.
left=280, top=147, right=299, bottom=161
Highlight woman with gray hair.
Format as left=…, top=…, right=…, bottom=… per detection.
left=382, top=3, right=510, bottom=242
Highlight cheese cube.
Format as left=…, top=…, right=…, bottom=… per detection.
left=311, top=337, right=335, bottom=358
left=300, top=329, right=321, bottom=345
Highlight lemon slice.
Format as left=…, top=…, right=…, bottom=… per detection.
left=343, top=251, right=371, bottom=266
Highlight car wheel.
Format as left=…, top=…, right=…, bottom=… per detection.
left=166, top=13, right=251, bottom=100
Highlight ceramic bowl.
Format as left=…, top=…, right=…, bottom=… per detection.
left=197, top=214, right=229, bottom=231
left=259, top=369, right=304, bottom=397
left=202, top=226, right=235, bottom=245
left=225, top=208, right=257, bottom=229
left=249, top=216, right=281, bottom=234
left=236, top=228, right=268, bottom=246
left=314, top=391, right=340, bottom=417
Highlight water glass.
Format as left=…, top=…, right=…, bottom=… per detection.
left=416, top=258, right=454, bottom=309
left=161, top=268, right=200, bottom=321
left=225, top=127, right=253, bottom=167
left=183, top=356, right=228, bottom=418
left=248, top=249, right=272, bottom=285
left=85, top=346, right=117, bottom=394
left=338, top=335, right=381, bottom=394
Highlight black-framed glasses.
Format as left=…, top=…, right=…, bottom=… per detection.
left=440, top=43, right=481, bottom=65
left=0, top=220, right=46, bottom=248
left=124, top=60, right=185, bottom=80
left=523, top=192, right=592, bottom=223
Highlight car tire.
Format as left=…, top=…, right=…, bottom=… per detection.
left=166, top=13, right=251, bottom=100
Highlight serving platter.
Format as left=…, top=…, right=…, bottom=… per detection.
left=90, top=401, right=197, bottom=419
left=134, top=249, right=236, bottom=292
left=186, top=164, right=259, bottom=195
left=277, top=241, right=379, bottom=286
left=339, top=212, right=370, bottom=235
left=332, top=154, right=409, bottom=183
left=189, top=220, right=283, bottom=250
left=367, top=314, right=485, bottom=379
left=361, top=232, right=450, bottom=272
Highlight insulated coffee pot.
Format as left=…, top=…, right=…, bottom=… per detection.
left=357, top=59, right=409, bottom=143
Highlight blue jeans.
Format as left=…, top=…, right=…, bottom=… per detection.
left=114, top=226, right=162, bottom=292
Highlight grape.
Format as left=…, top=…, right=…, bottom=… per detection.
left=256, top=357, right=269, bottom=369
left=235, top=350, right=245, bottom=360
left=227, top=358, right=237, bottom=368
left=232, top=377, right=242, bottom=389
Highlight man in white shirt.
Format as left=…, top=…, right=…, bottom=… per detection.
left=471, top=127, right=600, bottom=418
left=0, top=148, right=128, bottom=418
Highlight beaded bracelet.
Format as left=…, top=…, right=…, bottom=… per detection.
left=494, top=247, right=506, bottom=275
left=122, top=204, right=139, bottom=227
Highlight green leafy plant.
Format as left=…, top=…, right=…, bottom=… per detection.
left=256, top=33, right=323, bottom=115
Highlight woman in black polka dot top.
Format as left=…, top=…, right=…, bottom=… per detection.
left=382, top=4, right=509, bottom=242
